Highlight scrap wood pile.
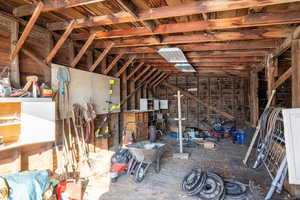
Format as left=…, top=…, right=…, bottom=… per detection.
left=181, top=169, right=248, bottom=200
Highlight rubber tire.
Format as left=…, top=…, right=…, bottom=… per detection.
left=134, top=165, right=146, bottom=183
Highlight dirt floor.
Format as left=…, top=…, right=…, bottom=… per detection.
left=83, top=136, right=291, bottom=200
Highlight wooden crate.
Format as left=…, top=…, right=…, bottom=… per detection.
left=123, top=111, right=148, bottom=144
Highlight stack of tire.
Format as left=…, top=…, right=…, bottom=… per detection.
left=181, top=169, right=247, bottom=200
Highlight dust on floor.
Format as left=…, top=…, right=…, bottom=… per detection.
left=83, top=137, right=291, bottom=200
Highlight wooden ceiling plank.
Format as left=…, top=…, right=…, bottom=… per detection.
left=45, top=20, right=75, bottom=64
left=70, top=33, right=96, bottom=67
left=127, top=62, right=145, bottom=80
left=137, top=57, right=262, bottom=63
left=13, top=0, right=106, bottom=17
left=94, top=27, right=290, bottom=48
left=49, top=3, right=300, bottom=31
left=89, top=42, right=114, bottom=72
left=163, top=82, right=236, bottom=120
left=10, top=2, right=44, bottom=61
left=102, top=53, right=124, bottom=75
left=115, top=56, right=136, bottom=77
left=133, top=65, right=152, bottom=82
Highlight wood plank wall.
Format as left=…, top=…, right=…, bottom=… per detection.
left=157, top=75, right=250, bottom=128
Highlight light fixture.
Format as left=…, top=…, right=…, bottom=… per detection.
left=158, top=47, right=188, bottom=63
left=175, top=63, right=196, bottom=72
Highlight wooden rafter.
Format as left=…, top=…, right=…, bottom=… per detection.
left=127, top=62, right=145, bottom=80
left=45, top=20, right=75, bottom=64
left=139, top=68, right=158, bottom=84
left=273, top=67, right=292, bottom=90
left=104, top=39, right=283, bottom=54
left=10, top=2, right=44, bottom=61
left=149, top=63, right=255, bottom=67
left=48, top=2, right=300, bottom=31
left=114, top=56, right=136, bottom=77
left=153, top=74, right=169, bottom=88
left=139, top=57, right=261, bottom=63
left=13, top=0, right=105, bottom=17
left=133, top=65, right=152, bottom=82
left=89, top=42, right=114, bottom=72
left=73, top=16, right=296, bottom=40
left=102, top=53, right=123, bottom=75
left=144, top=71, right=162, bottom=85
left=163, top=82, right=235, bottom=121
left=70, top=33, right=96, bottom=67
left=150, top=73, right=166, bottom=86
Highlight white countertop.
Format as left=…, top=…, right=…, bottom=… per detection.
left=0, top=97, right=52, bottom=102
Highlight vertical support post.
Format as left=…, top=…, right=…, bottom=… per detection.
left=68, top=40, right=75, bottom=65
left=10, top=20, right=20, bottom=88
left=121, top=70, right=128, bottom=110
left=177, top=90, right=183, bottom=154
left=292, top=39, right=300, bottom=107
left=86, top=50, right=93, bottom=69
left=266, top=54, right=275, bottom=101
left=45, top=32, right=53, bottom=84
left=250, top=70, right=259, bottom=126
left=129, top=80, right=135, bottom=110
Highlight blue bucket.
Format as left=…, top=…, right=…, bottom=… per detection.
left=235, top=130, right=245, bottom=145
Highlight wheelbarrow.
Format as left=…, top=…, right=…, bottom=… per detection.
left=126, top=141, right=166, bottom=183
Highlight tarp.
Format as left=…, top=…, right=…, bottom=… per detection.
left=2, top=170, right=50, bottom=200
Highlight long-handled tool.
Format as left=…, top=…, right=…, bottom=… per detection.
left=243, top=89, right=276, bottom=166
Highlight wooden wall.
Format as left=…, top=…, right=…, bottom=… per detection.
left=157, top=75, right=250, bottom=128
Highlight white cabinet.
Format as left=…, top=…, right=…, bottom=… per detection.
left=154, top=99, right=160, bottom=110
left=283, top=108, right=300, bottom=184
left=140, top=98, right=148, bottom=111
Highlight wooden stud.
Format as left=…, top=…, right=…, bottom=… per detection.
left=153, top=74, right=169, bottom=88
left=139, top=68, right=158, bottom=84
left=68, top=40, right=75, bottom=65
left=129, top=80, right=136, bottom=110
left=10, top=20, right=20, bottom=88
left=163, top=82, right=235, bottom=121
left=133, top=65, right=152, bottom=82
left=102, top=53, right=124, bottom=75
left=115, top=56, right=136, bottom=78
left=70, top=33, right=96, bottom=67
left=89, top=42, right=114, bottom=72
left=127, top=62, right=144, bottom=80
left=150, top=73, right=166, bottom=87
left=10, top=2, right=44, bottom=61
left=266, top=55, right=275, bottom=100
left=45, top=20, right=75, bottom=64
left=292, top=39, right=300, bottom=107
left=250, top=70, right=259, bottom=127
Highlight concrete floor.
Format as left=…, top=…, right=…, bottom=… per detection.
left=83, top=136, right=291, bottom=200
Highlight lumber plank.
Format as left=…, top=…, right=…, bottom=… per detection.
left=139, top=68, right=158, bottom=84
left=127, top=62, right=145, bottom=80
left=138, top=57, right=262, bottom=63
left=73, top=19, right=294, bottom=40
left=10, top=20, right=20, bottom=88
left=102, top=53, right=124, bottom=75
left=10, top=2, right=44, bottom=61
left=106, top=39, right=283, bottom=54
left=150, top=73, right=166, bottom=86
left=89, top=42, right=114, bottom=72
left=133, top=66, right=152, bottom=82
left=48, top=5, right=300, bottom=31
left=272, top=67, right=292, bottom=90
left=45, top=20, right=75, bottom=64
left=153, top=74, right=169, bottom=88
left=292, top=39, right=300, bottom=107
left=70, top=33, right=96, bottom=67
left=115, top=56, right=136, bottom=78
left=163, top=82, right=235, bottom=121
left=250, top=71, right=259, bottom=127
left=13, top=0, right=105, bottom=17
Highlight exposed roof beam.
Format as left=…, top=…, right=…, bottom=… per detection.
left=127, top=62, right=145, bottom=80
left=94, top=27, right=290, bottom=48
left=10, top=2, right=44, bottom=61
left=153, top=74, right=169, bottom=88
left=103, top=39, right=282, bottom=54
left=45, top=20, right=75, bottom=64
left=150, top=73, right=166, bottom=87
left=149, top=63, right=256, bottom=67
left=89, top=42, right=114, bottom=72
left=13, top=0, right=105, bottom=17
left=134, top=65, right=152, bottom=82
left=135, top=50, right=269, bottom=58
left=137, top=57, right=262, bottom=63
left=71, top=11, right=300, bottom=40
left=70, top=33, right=96, bottom=67
left=272, top=67, right=292, bottom=89
left=48, top=3, right=300, bottom=31
left=114, top=56, right=136, bottom=77
left=102, top=53, right=124, bottom=75
left=139, top=68, right=158, bottom=84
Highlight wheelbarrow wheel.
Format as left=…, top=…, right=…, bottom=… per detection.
left=134, top=165, right=146, bottom=183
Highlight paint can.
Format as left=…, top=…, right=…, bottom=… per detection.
left=236, top=130, right=245, bottom=145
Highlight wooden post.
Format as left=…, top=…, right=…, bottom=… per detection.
left=250, top=70, right=259, bottom=127
left=129, top=80, right=135, bottom=110
left=68, top=40, right=75, bottom=65
left=266, top=54, right=275, bottom=101
left=86, top=50, right=93, bottom=69
left=10, top=20, right=20, bottom=88
left=121, top=70, right=128, bottom=111
left=292, top=39, right=300, bottom=107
